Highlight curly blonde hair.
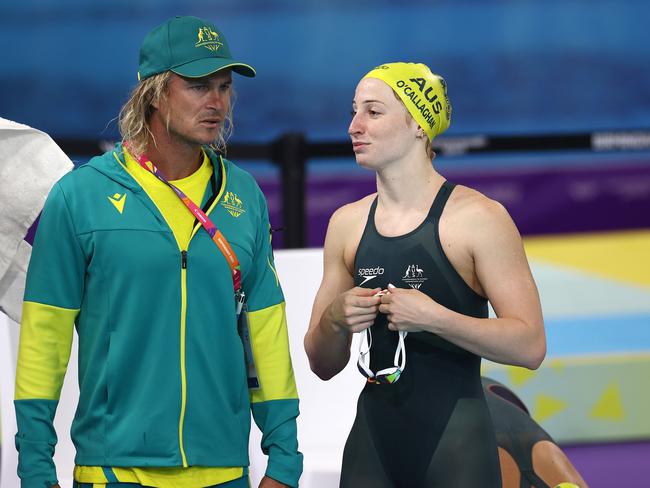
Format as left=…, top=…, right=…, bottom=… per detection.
left=118, top=72, right=234, bottom=157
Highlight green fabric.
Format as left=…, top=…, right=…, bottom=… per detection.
left=14, top=399, right=59, bottom=488
left=251, top=399, right=302, bottom=488
left=15, top=144, right=301, bottom=487
left=138, top=16, right=255, bottom=80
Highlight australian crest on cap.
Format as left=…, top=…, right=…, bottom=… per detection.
left=196, top=26, right=223, bottom=52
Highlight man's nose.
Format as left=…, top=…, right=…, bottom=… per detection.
left=207, top=88, right=228, bottom=111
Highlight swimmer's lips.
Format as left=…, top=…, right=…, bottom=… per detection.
left=352, top=141, right=370, bottom=152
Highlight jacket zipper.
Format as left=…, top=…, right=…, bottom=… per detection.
left=178, top=249, right=189, bottom=466
left=177, top=160, right=224, bottom=466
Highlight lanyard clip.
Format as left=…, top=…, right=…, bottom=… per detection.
left=235, top=290, right=246, bottom=316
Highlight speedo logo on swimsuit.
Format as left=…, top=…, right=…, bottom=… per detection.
left=358, top=267, right=384, bottom=286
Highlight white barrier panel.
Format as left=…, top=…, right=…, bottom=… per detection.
left=1, top=312, right=20, bottom=488
left=1, top=248, right=359, bottom=488
left=250, top=249, right=362, bottom=487
left=1, top=312, right=80, bottom=488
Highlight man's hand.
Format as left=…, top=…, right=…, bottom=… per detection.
left=259, top=475, right=290, bottom=488
left=327, top=286, right=382, bottom=334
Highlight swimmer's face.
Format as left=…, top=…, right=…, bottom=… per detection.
left=349, top=77, right=420, bottom=170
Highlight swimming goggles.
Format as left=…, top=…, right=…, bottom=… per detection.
left=357, top=326, right=408, bottom=385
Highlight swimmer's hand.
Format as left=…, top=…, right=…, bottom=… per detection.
left=380, top=283, right=438, bottom=333
left=327, top=286, right=382, bottom=334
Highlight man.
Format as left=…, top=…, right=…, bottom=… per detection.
left=15, top=16, right=302, bottom=488
left=304, top=62, right=546, bottom=486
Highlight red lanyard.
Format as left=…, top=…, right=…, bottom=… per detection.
left=133, top=150, right=242, bottom=295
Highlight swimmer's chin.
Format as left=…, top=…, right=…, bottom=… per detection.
left=355, top=158, right=388, bottom=172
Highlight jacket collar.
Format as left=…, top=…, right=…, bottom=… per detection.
left=86, top=142, right=225, bottom=194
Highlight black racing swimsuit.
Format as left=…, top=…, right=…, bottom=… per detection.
left=340, top=181, right=502, bottom=488
left=483, top=377, right=553, bottom=488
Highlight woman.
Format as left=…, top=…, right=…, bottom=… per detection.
left=304, top=62, right=546, bottom=487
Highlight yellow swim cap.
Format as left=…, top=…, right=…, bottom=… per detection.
left=555, top=483, right=581, bottom=488
left=363, top=62, right=451, bottom=141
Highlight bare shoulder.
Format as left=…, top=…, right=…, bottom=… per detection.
left=446, top=185, right=518, bottom=235
left=328, top=193, right=377, bottom=231
left=325, top=193, right=377, bottom=273
left=440, top=185, right=525, bottom=296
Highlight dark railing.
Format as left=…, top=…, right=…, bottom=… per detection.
left=56, top=130, right=650, bottom=248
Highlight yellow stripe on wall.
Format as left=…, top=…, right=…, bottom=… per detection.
left=482, top=353, right=650, bottom=442
left=15, top=301, right=78, bottom=400
left=524, top=229, right=650, bottom=287
left=248, top=302, right=298, bottom=403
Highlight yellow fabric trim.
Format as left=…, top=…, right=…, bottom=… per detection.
left=74, top=465, right=244, bottom=487
left=15, top=301, right=78, bottom=400
left=190, top=154, right=227, bottom=241
left=113, top=152, right=180, bottom=251
left=179, top=266, right=188, bottom=467
left=123, top=148, right=212, bottom=251
left=267, top=257, right=279, bottom=287
left=248, top=302, right=298, bottom=403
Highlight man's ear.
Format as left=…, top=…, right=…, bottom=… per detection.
left=151, top=91, right=167, bottom=111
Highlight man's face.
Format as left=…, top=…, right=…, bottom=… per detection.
left=155, top=69, right=232, bottom=147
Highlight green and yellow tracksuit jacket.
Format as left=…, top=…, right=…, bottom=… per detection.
left=14, top=144, right=302, bottom=488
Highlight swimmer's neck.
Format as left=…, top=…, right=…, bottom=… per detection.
left=376, top=159, right=443, bottom=210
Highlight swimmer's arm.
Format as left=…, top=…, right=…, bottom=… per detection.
left=435, top=199, right=545, bottom=368
left=381, top=198, right=545, bottom=369
left=304, top=207, right=380, bottom=380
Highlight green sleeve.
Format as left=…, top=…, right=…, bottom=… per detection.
left=245, top=191, right=303, bottom=487
left=14, top=182, right=84, bottom=487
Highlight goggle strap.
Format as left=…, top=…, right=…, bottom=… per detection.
left=357, top=328, right=408, bottom=381
left=357, top=328, right=373, bottom=377
left=394, top=330, right=408, bottom=370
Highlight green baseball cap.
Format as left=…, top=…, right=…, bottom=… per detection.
left=138, top=16, right=256, bottom=81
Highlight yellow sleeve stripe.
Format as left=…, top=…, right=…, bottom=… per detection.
left=248, top=302, right=299, bottom=403
left=15, top=301, right=78, bottom=400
